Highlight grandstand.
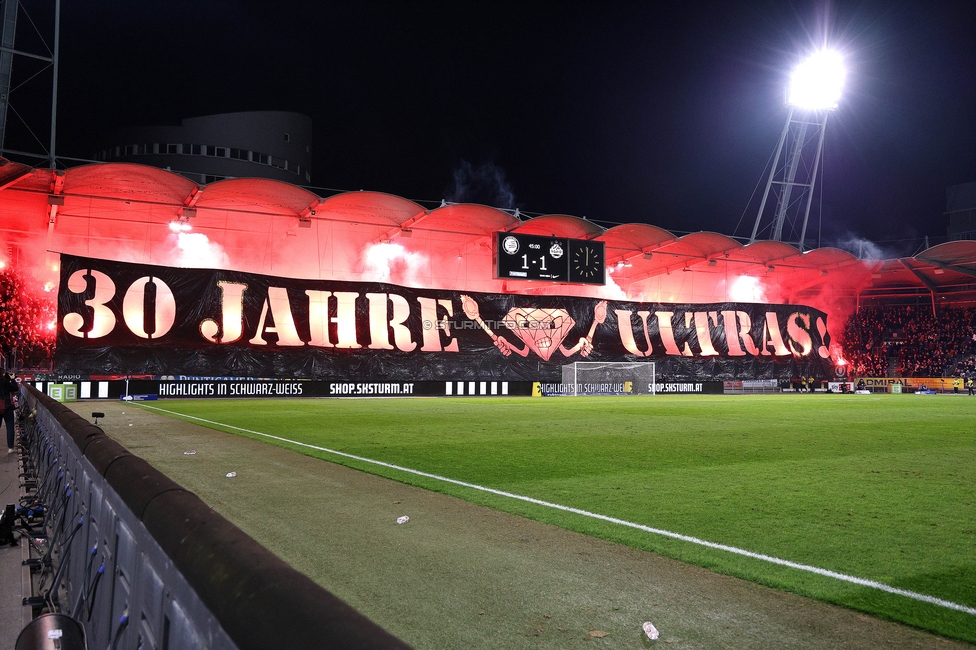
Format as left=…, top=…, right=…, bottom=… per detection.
left=843, top=306, right=976, bottom=379
left=1, top=161, right=975, bottom=383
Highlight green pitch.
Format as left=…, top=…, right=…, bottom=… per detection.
left=147, top=394, right=976, bottom=642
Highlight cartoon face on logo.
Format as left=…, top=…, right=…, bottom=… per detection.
left=459, top=295, right=607, bottom=361
left=503, top=308, right=576, bottom=361
left=461, top=294, right=607, bottom=361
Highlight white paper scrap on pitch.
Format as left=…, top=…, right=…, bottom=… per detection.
left=396, top=516, right=410, bottom=525
left=225, top=472, right=237, bottom=478
left=642, top=621, right=659, bottom=640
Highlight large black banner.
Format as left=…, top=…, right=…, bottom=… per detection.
left=55, top=255, right=836, bottom=381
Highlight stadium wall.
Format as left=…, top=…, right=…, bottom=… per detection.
left=17, top=383, right=412, bottom=649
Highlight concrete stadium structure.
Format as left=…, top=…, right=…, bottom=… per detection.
left=93, top=111, right=312, bottom=185
left=0, top=159, right=975, bottom=369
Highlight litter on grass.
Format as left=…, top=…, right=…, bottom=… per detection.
left=225, top=472, right=237, bottom=478
left=642, top=622, right=659, bottom=640
left=184, top=450, right=196, bottom=455
left=396, top=516, right=410, bottom=524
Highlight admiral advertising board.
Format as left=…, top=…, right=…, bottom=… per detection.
left=855, top=377, right=969, bottom=392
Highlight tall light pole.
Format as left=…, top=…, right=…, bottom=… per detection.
left=750, top=50, right=845, bottom=250
left=0, top=0, right=61, bottom=167
left=48, top=0, right=60, bottom=169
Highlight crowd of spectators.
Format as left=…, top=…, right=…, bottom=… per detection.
left=843, top=305, right=976, bottom=378
left=0, top=267, right=57, bottom=370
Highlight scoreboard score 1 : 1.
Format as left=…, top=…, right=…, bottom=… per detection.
left=495, top=232, right=605, bottom=285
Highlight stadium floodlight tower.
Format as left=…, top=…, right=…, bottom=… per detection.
left=750, top=49, right=845, bottom=250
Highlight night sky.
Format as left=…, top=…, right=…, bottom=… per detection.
left=6, top=1, right=976, bottom=257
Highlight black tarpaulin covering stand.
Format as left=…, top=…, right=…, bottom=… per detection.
left=56, top=255, right=837, bottom=381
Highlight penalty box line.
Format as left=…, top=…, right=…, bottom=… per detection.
left=139, top=403, right=976, bottom=617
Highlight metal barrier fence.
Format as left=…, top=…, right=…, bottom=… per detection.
left=16, top=384, right=411, bottom=650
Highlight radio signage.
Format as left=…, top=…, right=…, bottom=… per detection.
left=496, top=232, right=604, bottom=285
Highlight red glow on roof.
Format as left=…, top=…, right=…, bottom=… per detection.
left=0, top=159, right=974, bottom=372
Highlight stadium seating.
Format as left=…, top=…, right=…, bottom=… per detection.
left=843, top=306, right=976, bottom=378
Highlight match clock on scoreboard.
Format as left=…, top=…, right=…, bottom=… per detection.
left=496, top=232, right=605, bottom=285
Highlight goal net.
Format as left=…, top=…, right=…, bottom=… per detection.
left=559, top=362, right=656, bottom=396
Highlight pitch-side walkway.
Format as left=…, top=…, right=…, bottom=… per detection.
left=73, top=401, right=969, bottom=650
left=1, top=441, right=26, bottom=648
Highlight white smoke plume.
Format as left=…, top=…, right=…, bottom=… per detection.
left=600, top=268, right=631, bottom=301
left=171, top=232, right=230, bottom=268
left=446, top=160, right=517, bottom=209
left=728, top=275, right=769, bottom=303
left=363, top=242, right=429, bottom=287
left=829, top=234, right=902, bottom=261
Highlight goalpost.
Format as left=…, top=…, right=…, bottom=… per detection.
left=559, top=361, right=656, bottom=396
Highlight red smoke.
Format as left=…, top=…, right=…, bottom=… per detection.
left=0, top=265, right=57, bottom=369
left=0, top=164, right=869, bottom=370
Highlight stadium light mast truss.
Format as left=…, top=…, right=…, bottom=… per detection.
left=0, top=0, right=61, bottom=168
left=750, top=49, right=845, bottom=250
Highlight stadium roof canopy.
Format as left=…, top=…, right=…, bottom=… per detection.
left=1, top=161, right=975, bottom=309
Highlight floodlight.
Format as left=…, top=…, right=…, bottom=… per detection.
left=787, top=50, right=845, bottom=110
left=752, top=49, right=845, bottom=249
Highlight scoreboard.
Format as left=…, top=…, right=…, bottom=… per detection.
left=496, top=232, right=605, bottom=285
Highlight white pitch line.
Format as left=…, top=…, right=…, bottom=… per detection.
left=138, top=402, right=976, bottom=616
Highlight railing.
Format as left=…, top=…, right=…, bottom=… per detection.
left=16, top=383, right=411, bottom=650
